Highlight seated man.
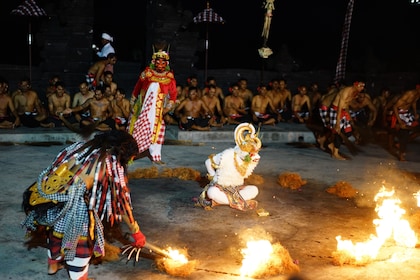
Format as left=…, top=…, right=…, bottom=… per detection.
left=111, top=88, right=131, bottom=131
left=291, top=85, right=311, bottom=123
left=0, top=77, right=20, bottom=128
left=201, top=85, right=227, bottom=127
left=63, top=85, right=114, bottom=131
left=13, top=77, right=47, bottom=128
left=223, top=84, right=252, bottom=125
left=42, top=81, right=76, bottom=128
left=175, top=86, right=212, bottom=131
left=72, top=81, right=94, bottom=123
left=251, top=84, right=278, bottom=125
left=198, top=123, right=261, bottom=211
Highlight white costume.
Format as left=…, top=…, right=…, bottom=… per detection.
left=199, top=123, right=262, bottom=210
left=97, top=33, right=115, bottom=58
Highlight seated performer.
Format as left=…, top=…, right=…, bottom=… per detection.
left=199, top=123, right=261, bottom=211
left=21, top=130, right=146, bottom=280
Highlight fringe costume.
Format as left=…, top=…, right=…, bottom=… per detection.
left=22, top=131, right=141, bottom=279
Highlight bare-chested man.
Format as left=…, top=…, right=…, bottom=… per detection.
left=251, top=84, right=277, bottom=125
left=349, top=92, right=377, bottom=127
left=101, top=71, right=118, bottom=96
left=43, top=81, right=74, bottom=128
left=270, top=79, right=292, bottom=122
left=291, top=85, right=312, bottom=123
left=237, top=78, right=253, bottom=111
left=202, top=85, right=226, bottom=127
left=389, top=85, right=420, bottom=161
left=327, top=81, right=366, bottom=160
left=72, top=81, right=94, bottom=122
left=223, top=84, right=252, bottom=125
left=64, top=86, right=114, bottom=131
left=372, top=87, right=391, bottom=130
left=205, top=76, right=225, bottom=101
left=111, top=88, right=131, bottom=131
left=86, top=53, right=117, bottom=90
left=0, top=78, right=20, bottom=128
left=13, top=77, right=46, bottom=127
left=175, top=87, right=211, bottom=131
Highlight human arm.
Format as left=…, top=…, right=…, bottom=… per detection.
left=122, top=215, right=146, bottom=248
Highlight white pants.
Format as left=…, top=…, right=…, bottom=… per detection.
left=207, top=185, right=258, bottom=205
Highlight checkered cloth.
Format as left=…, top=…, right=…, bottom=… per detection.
left=397, top=109, right=419, bottom=128
left=131, top=83, right=166, bottom=160
left=318, top=105, right=330, bottom=128
left=329, top=105, right=352, bottom=133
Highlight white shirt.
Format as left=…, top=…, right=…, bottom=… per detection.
left=97, top=42, right=115, bottom=58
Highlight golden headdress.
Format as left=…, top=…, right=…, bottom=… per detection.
left=234, top=123, right=262, bottom=154
left=152, top=42, right=170, bottom=61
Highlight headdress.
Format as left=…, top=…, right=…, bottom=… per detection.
left=234, top=123, right=262, bottom=154
left=101, top=33, right=113, bottom=42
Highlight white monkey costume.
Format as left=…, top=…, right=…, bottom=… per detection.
left=199, top=123, right=262, bottom=211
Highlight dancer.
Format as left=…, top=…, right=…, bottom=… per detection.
left=22, top=130, right=146, bottom=280
left=199, top=123, right=261, bottom=211
left=128, top=46, right=177, bottom=164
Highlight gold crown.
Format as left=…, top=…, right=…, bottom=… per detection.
left=234, top=123, right=262, bottom=154
left=152, top=50, right=170, bottom=61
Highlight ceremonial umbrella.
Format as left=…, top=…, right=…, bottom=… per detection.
left=193, top=1, right=225, bottom=81
left=334, top=0, right=354, bottom=84
left=11, top=0, right=47, bottom=81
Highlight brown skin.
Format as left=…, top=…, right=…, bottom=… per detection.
left=0, top=82, right=20, bottom=128
left=87, top=56, right=117, bottom=87
left=201, top=86, right=226, bottom=127
left=392, top=88, right=420, bottom=129
left=48, top=85, right=71, bottom=117
left=175, top=89, right=211, bottom=131
left=251, top=86, right=277, bottom=125
left=64, top=89, right=113, bottom=131
left=292, top=86, right=312, bottom=123
left=223, top=86, right=247, bottom=124
left=13, top=80, right=46, bottom=121
left=111, top=89, right=131, bottom=131
left=349, top=92, right=377, bottom=127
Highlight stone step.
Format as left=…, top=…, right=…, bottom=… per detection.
left=0, top=123, right=315, bottom=145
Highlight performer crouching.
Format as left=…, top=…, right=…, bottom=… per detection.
left=22, top=130, right=146, bottom=279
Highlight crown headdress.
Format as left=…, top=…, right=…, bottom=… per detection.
left=234, top=123, right=262, bottom=154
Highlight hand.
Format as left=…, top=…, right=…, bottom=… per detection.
left=131, top=230, right=146, bottom=248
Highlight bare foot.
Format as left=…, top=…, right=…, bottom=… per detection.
left=331, top=153, right=346, bottom=160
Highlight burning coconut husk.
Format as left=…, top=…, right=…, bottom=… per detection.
left=326, top=181, right=358, bottom=198
left=155, top=247, right=197, bottom=277
left=332, top=186, right=419, bottom=266
left=240, top=240, right=300, bottom=278
left=128, top=167, right=201, bottom=181
left=277, top=172, right=307, bottom=190
left=122, top=242, right=197, bottom=277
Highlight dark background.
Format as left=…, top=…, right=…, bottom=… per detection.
left=1, top=0, right=419, bottom=72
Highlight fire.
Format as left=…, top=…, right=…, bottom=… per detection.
left=240, top=240, right=273, bottom=277
left=155, top=247, right=197, bottom=277
left=166, top=247, right=189, bottom=264
left=239, top=239, right=300, bottom=277
left=333, top=186, right=418, bottom=265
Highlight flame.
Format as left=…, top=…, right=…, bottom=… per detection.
left=156, top=247, right=196, bottom=277
left=413, top=190, right=420, bottom=207
left=240, top=239, right=273, bottom=277
left=166, top=247, right=189, bottom=264
left=334, top=186, right=418, bottom=265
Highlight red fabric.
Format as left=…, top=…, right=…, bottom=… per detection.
left=131, top=67, right=177, bottom=102
left=131, top=231, right=146, bottom=248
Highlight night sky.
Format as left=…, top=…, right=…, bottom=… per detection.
left=1, top=0, right=419, bottom=73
